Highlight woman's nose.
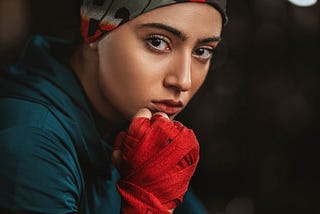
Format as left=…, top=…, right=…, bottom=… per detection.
left=163, top=52, right=192, bottom=92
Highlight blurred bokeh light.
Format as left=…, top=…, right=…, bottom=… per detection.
left=288, top=0, right=318, bottom=7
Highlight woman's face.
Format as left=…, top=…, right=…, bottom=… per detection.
left=95, top=3, right=222, bottom=122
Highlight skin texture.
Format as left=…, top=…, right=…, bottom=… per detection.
left=71, top=2, right=222, bottom=124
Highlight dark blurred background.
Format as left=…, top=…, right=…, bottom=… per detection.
left=1, top=0, right=319, bottom=213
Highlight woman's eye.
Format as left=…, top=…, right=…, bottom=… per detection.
left=193, top=48, right=214, bottom=61
left=145, top=36, right=170, bottom=52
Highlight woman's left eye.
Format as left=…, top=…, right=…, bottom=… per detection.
left=193, top=48, right=214, bottom=61
left=145, top=35, right=170, bottom=52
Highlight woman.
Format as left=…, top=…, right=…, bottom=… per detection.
left=0, top=0, right=227, bottom=213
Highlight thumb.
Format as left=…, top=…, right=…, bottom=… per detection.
left=111, top=149, right=122, bottom=169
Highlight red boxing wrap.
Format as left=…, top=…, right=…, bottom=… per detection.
left=113, top=115, right=200, bottom=213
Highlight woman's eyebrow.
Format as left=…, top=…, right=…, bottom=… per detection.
left=198, top=36, right=221, bottom=44
left=138, top=23, right=188, bottom=41
left=138, top=22, right=221, bottom=44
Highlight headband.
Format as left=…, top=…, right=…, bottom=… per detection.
left=81, top=0, right=228, bottom=43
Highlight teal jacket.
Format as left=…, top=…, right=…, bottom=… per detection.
left=0, top=36, right=208, bottom=214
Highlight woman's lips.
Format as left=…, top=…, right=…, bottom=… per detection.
left=152, top=100, right=184, bottom=115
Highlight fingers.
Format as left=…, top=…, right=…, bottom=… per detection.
left=132, top=108, right=152, bottom=120
left=132, top=108, right=171, bottom=120
left=128, top=108, right=171, bottom=139
left=113, top=109, right=170, bottom=169
left=153, top=111, right=169, bottom=120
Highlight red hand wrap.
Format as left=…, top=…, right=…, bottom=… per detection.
left=113, top=115, right=200, bottom=213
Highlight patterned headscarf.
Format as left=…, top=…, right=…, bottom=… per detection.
left=81, top=0, right=227, bottom=43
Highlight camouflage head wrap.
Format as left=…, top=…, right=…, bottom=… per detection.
left=81, top=0, right=228, bottom=43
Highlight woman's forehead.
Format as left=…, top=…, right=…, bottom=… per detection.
left=133, top=4, right=222, bottom=35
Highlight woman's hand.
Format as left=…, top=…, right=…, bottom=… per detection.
left=112, top=108, right=154, bottom=169
left=112, top=108, right=200, bottom=213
